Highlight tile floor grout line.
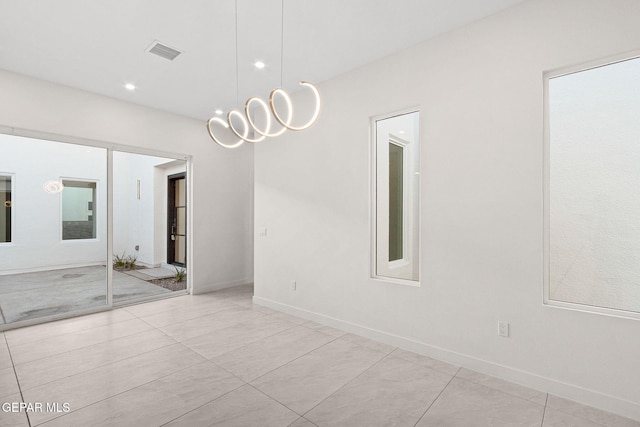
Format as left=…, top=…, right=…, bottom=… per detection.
left=182, top=323, right=299, bottom=362
left=188, top=326, right=347, bottom=419
left=298, top=347, right=394, bottom=420
left=452, top=367, right=548, bottom=407
left=205, top=357, right=259, bottom=386
left=121, top=297, right=227, bottom=320
left=246, top=383, right=309, bottom=419
left=133, top=312, right=182, bottom=339
left=157, top=381, right=248, bottom=427
left=197, top=320, right=339, bottom=384
left=246, top=334, right=342, bottom=385
left=125, top=302, right=237, bottom=321
left=0, top=304, right=7, bottom=324
left=18, top=338, right=180, bottom=393
left=134, top=304, right=266, bottom=332
left=546, top=397, right=620, bottom=427
left=3, top=332, right=32, bottom=427
left=453, top=375, right=551, bottom=410
left=0, top=305, right=111, bottom=333
left=19, top=319, right=185, bottom=398
left=540, top=393, right=549, bottom=427
left=120, top=301, right=184, bottom=318
left=171, top=337, right=265, bottom=386
left=154, top=310, right=277, bottom=345
left=31, top=359, right=218, bottom=426
left=2, top=310, right=136, bottom=346
left=7, top=318, right=155, bottom=366
left=390, top=347, right=461, bottom=377
left=9, top=324, right=171, bottom=370
left=298, top=417, right=319, bottom=427
left=412, top=366, right=460, bottom=427
left=235, top=329, right=398, bottom=419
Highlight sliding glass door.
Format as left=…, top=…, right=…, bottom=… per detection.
left=0, top=134, right=108, bottom=327
left=112, top=152, right=188, bottom=305
left=0, top=132, right=189, bottom=330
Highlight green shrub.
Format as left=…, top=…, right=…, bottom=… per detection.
left=113, top=252, right=138, bottom=270
left=126, top=255, right=137, bottom=270
left=113, top=252, right=127, bottom=268
left=174, top=266, right=186, bottom=282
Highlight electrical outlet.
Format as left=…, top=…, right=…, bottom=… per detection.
left=290, top=280, right=296, bottom=291
left=498, top=321, right=510, bottom=337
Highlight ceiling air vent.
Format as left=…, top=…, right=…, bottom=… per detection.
left=146, top=41, right=182, bottom=61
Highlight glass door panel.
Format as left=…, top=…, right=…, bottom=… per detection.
left=0, top=134, right=108, bottom=327
left=112, top=152, right=187, bottom=305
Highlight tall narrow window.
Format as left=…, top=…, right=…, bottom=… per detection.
left=373, top=110, right=420, bottom=282
left=62, top=180, right=97, bottom=240
left=0, top=175, right=11, bottom=243
left=547, top=54, right=640, bottom=315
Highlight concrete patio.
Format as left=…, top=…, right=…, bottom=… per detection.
left=0, top=266, right=180, bottom=325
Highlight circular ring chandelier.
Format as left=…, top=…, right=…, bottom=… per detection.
left=206, top=81, right=321, bottom=149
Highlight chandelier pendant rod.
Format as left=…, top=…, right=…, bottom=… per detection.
left=205, top=0, right=321, bottom=149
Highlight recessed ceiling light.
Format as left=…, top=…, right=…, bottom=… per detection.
left=124, top=83, right=136, bottom=91
left=215, top=109, right=223, bottom=115
left=398, top=130, right=405, bottom=134
left=254, top=61, right=266, bottom=69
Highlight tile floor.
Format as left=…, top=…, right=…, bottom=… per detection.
left=0, top=284, right=638, bottom=426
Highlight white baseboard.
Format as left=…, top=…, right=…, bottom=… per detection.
left=253, top=295, right=640, bottom=422
left=193, top=278, right=251, bottom=295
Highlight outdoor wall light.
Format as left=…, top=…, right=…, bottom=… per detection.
left=43, top=180, right=64, bottom=194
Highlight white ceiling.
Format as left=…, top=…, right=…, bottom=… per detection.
left=0, top=0, right=526, bottom=120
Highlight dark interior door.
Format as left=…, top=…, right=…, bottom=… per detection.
left=167, top=173, right=186, bottom=266
left=0, top=176, right=11, bottom=243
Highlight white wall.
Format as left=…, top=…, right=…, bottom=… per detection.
left=113, top=152, right=150, bottom=264
left=254, top=0, right=640, bottom=419
left=0, top=69, right=253, bottom=292
left=0, top=135, right=107, bottom=271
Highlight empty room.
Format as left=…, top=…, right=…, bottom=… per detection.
left=1, top=0, right=639, bottom=425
